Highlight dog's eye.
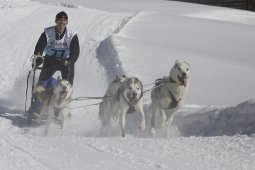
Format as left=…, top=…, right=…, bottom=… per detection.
left=178, top=67, right=181, bottom=71
left=186, top=68, right=189, bottom=71
left=137, top=87, right=140, bottom=90
left=129, top=87, right=132, bottom=90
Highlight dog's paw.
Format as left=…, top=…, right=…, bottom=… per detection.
left=150, top=128, right=156, bottom=135
left=121, top=129, right=125, bottom=137
left=139, top=121, right=145, bottom=131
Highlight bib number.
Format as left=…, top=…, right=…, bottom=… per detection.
left=44, top=47, right=70, bottom=59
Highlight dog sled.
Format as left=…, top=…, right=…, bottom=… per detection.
left=25, top=55, right=59, bottom=124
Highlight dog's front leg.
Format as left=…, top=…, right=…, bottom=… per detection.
left=149, top=102, right=159, bottom=135
left=134, top=101, right=145, bottom=131
left=165, top=110, right=175, bottom=127
left=38, top=104, right=47, bottom=124
left=37, top=112, right=43, bottom=124
left=119, top=106, right=129, bottom=137
left=164, top=110, right=175, bottom=137
left=61, top=107, right=70, bottom=136
left=159, top=109, right=166, bottom=128
left=44, top=106, right=54, bottom=136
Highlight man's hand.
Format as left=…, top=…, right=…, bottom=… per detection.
left=32, top=55, right=44, bottom=69
left=63, top=60, right=69, bottom=66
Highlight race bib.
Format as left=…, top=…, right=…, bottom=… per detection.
left=44, top=47, right=70, bottom=59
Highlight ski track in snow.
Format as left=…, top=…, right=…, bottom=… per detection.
left=75, top=138, right=169, bottom=170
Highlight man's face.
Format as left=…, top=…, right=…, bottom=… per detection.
left=56, top=18, right=68, bottom=32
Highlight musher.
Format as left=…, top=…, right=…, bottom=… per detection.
left=27, top=11, right=80, bottom=116
left=33, top=11, right=80, bottom=85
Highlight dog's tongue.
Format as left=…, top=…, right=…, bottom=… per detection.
left=184, top=80, right=187, bottom=87
left=182, top=79, right=187, bottom=87
left=127, top=94, right=137, bottom=105
left=178, top=76, right=187, bottom=87
left=57, top=91, right=67, bottom=105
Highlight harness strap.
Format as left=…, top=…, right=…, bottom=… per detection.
left=154, top=77, right=179, bottom=110
left=167, top=88, right=179, bottom=109
left=168, top=77, right=177, bottom=84
left=70, top=96, right=106, bottom=102
left=70, top=102, right=101, bottom=110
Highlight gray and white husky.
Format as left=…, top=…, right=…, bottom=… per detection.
left=99, top=76, right=145, bottom=137
left=149, top=60, right=191, bottom=135
left=33, top=79, right=73, bottom=136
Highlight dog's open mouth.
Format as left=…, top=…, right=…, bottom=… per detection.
left=57, top=91, right=67, bottom=105
left=178, top=76, right=187, bottom=87
left=127, top=94, right=137, bottom=105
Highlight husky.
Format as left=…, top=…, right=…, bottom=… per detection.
left=99, top=76, right=145, bottom=137
left=149, top=60, right=191, bottom=135
left=33, top=79, right=73, bottom=136
left=99, top=75, right=126, bottom=124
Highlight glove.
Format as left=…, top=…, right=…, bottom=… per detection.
left=63, top=60, right=69, bottom=66
left=63, top=60, right=74, bottom=67
left=32, top=55, right=44, bottom=68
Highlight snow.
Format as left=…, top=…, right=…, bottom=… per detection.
left=0, top=0, right=255, bottom=169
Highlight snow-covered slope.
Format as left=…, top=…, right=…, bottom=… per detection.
left=173, top=99, right=255, bottom=137
left=0, top=0, right=255, bottom=169
left=34, top=0, right=255, bottom=106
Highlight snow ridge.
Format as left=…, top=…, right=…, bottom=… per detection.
left=174, top=99, right=255, bottom=137
left=96, top=13, right=137, bottom=81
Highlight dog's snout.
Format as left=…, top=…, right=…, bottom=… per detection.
left=62, top=86, right=67, bottom=90
left=182, top=72, right=187, bottom=77
left=133, top=92, right=137, bottom=97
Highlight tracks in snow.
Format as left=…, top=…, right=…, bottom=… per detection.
left=95, top=13, right=137, bottom=81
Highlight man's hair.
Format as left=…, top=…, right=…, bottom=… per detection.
left=55, top=11, right=68, bottom=22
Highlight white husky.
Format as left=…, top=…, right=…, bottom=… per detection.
left=34, top=79, right=73, bottom=136
left=149, top=60, right=191, bottom=135
left=99, top=76, right=145, bottom=137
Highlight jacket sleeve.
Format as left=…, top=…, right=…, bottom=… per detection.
left=68, top=34, right=80, bottom=63
left=34, top=32, right=47, bottom=55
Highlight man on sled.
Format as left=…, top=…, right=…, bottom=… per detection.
left=27, top=11, right=80, bottom=124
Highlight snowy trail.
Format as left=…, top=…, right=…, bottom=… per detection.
left=1, top=116, right=255, bottom=170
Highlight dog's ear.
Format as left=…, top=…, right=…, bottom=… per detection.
left=184, top=61, right=190, bottom=67
left=134, top=77, right=139, bottom=83
left=174, top=62, right=179, bottom=68
left=175, top=59, right=181, bottom=64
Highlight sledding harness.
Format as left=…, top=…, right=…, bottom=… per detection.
left=68, top=78, right=178, bottom=110
left=154, top=77, right=180, bottom=110
left=69, top=78, right=145, bottom=111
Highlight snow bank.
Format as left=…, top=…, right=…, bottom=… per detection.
left=174, top=99, right=255, bottom=136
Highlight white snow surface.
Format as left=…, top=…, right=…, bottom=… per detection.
left=0, top=0, right=255, bottom=169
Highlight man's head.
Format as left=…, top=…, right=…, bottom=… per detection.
left=55, top=11, right=68, bottom=33
left=55, top=11, right=68, bottom=22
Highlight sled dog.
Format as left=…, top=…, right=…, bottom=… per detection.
left=99, top=76, right=145, bottom=137
left=149, top=60, right=191, bottom=135
left=34, top=79, right=73, bottom=136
